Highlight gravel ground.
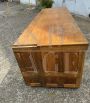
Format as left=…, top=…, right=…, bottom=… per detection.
left=0, top=2, right=90, bottom=103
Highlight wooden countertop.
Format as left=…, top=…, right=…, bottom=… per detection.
left=13, top=7, right=88, bottom=47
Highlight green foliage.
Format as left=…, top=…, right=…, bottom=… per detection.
left=38, top=0, right=54, bottom=9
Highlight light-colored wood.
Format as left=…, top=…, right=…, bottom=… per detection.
left=12, top=8, right=88, bottom=88
left=13, top=7, right=88, bottom=47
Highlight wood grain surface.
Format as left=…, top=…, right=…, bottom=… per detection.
left=12, top=8, right=88, bottom=88
left=13, top=7, right=88, bottom=47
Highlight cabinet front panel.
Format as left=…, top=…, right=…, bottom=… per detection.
left=14, top=50, right=85, bottom=88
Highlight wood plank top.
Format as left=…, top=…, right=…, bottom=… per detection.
left=13, top=7, right=88, bottom=47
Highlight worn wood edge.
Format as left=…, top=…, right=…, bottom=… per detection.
left=30, top=83, right=41, bottom=87
left=12, top=43, right=88, bottom=48
left=46, top=83, right=58, bottom=87
left=64, top=84, right=80, bottom=88
left=24, top=83, right=80, bottom=88
left=12, top=45, right=88, bottom=53
left=21, top=71, right=79, bottom=78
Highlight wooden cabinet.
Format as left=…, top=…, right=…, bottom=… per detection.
left=12, top=8, right=88, bottom=88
